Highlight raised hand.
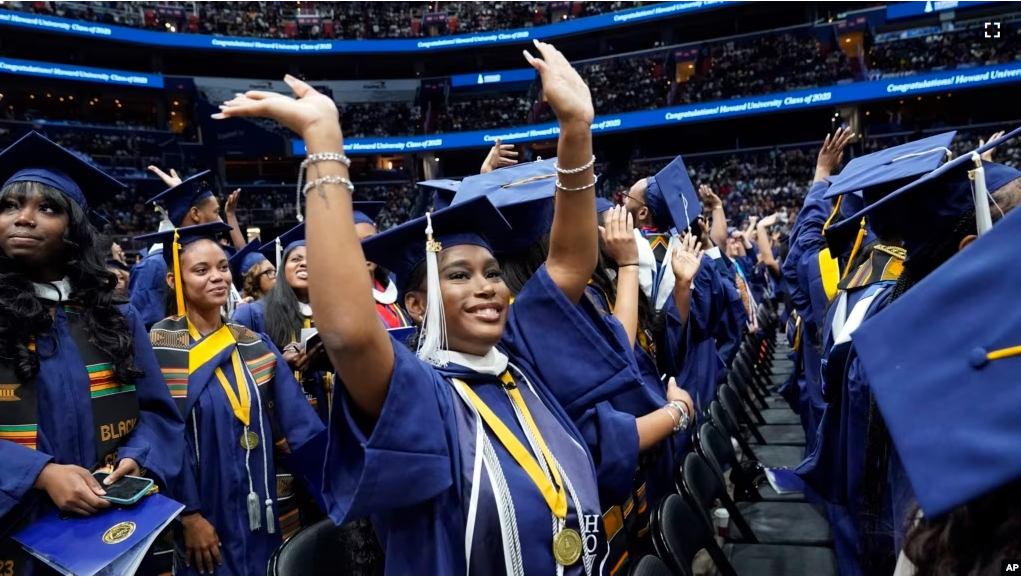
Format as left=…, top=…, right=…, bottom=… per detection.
left=698, top=184, right=721, bottom=211
left=523, top=40, right=594, bottom=126
left=599, top=205, right=638, bottom=266
left=147, top=165, right=183, bottom=188
left=481, top=138, right=520, bottom=174
left=224, top=188, right=241, bottom=217
left=815, top=127, right=856, bottom=181
left=214, top=75, right=340, bottom=139
left=671, top=232, right=705, bottom=286
left=980, top=130, right=1006, bottom=162
left=757, top=213, right=779, bottom=229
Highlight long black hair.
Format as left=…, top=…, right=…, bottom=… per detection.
left=262, top=247, right=306, bottom=350
left=0, top=181, right=143, bottom=384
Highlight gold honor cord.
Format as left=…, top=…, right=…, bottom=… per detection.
left=455, top=372, right=583, bottom=566
left=187, top=321, right=257, bottom=448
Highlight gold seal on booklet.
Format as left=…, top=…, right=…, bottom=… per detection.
left=103, top=521, right=136, bottom=545
left=552, top=528, right=582, bottom=566
left=240, top=430, right=259, bottom=450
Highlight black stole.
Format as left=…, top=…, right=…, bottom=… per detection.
left=0, top=303, right=140, bottom=467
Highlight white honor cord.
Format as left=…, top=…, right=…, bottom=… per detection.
left=505, top=371, right=594, bottom=576
left=450, top=380, right=525, bottom=576
left=247, top=360, right=275, bottom=534
left=463, top=401, right=486, bottom=573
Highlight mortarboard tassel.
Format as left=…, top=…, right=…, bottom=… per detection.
left=970, top=152, right=994, bottom=237
left=172, top=230, right=186, bottom=316
left=275, top=237, right=283, bottom=277
left=417, top=213, right=449, bottom=367
left=841, top=218, right=868, bottom=279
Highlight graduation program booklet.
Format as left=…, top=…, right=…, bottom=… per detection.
left=301, top=327, right=417, bottom=372
left=764, top=467, right=806, bottom=495
left=14, top=493, right=184, bottom=576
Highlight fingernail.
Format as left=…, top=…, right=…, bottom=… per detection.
left=533, top=39, right=540, bottom=46
left=211, top=113, right=225, bottom=120
left=218, top=105, right=228, bottom=110
left=284, top=74, right=297, bottom=83
left=103, top=478, right=112, bottom=485
left=522, top=50, right=533, bottom=61
left=98, top=488, right=106, bottom=495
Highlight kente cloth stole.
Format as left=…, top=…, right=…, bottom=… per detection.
left=150, top=316, right=289, bottom=455
left=0, top=304, right=139, bottom=467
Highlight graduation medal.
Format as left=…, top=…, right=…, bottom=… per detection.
left=553, top=528, right=583, bottom=565
left=240, top=430, right=259, bottom=450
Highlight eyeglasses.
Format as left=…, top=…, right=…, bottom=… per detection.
left=259, top=269, right=277, bottom=279
left=621, top=192, right=646, bottom=207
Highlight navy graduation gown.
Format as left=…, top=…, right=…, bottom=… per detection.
left=323, top=266, right=638, bottom=576
left=232, top=301, right=330, bottom=425
left=169, top=327, right=324, bottom=576
left=128, top=248, right=169, bottom=330
left=582, top=285, right=676, bottom=505
left=0, top=304, right=187, bottom=574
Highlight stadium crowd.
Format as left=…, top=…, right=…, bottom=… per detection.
left=870, top=22, right=1021, bottom=75
left=9, top=1, right=636, bottom=39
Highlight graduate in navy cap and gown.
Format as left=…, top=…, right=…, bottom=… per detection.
left=452, top=158, right=696, bottom=549
left=137, top=222, right=325, bottom=575
left=808, top=129, right=1021, bottom=574
left=854, top=204, right=1021, bottom=576
left=130, top=170, right=226, bottom=330
left=215, top=42, right=644, bottom=575
left=229, top=239, right=276, bottom=303
left=0, top=132, right=188, bottom=575
left=232, top=223, right=337, bottom=424
left=352, top=201, right=414, bottom=329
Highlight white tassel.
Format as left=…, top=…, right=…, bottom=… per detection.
left=275, top=237, right=283, bottom=275
left=416, top=213, right=449, bottom=367
left=265, top=499, right=275, bottom=534
left=970, top=152, right=994, bottom=236
left=247, top=491, right=261, bottom=531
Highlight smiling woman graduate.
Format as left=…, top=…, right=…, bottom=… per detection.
left=0, top=132, right=189, bottom=575
left=137, top=222, right=324, bottom=576
left=215, top=40, right=645, bottom=575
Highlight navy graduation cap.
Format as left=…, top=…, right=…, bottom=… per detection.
left=823, top=191, right=877, bottom=260
left=361, top=195, right=511, bottom=367
left=852, top=203, right=1021, bottom=519
left=823, top=131, right=957, bottom=201
left=596, top=197, right=614, bottom=215
left=134, top=222, right=234, bottom=315
left=645, top=156, right=702, bottom=234
left=0, top=131, right=126, bottom=218
left=259, top=222, right=305, bottom=272
left=146, top=170, right=215, bottom=227
left=352, top=201, right=386, bottom=227
left=453, top=158, right=558, bottom=253
left=418, top=179, right=461, bottom=211
left=363, top=195, right=511, bottom=293
left=845, top=127, right=1021, bottom=254
left=228, top=239, right=267, bottom=284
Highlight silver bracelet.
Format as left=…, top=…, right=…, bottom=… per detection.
left=303, top=175, right=355, bottom=195
left=555, top=174, right=598, bottom=192
left=303, top=151, right=351, bottom=168
left=554, top=155, right=596, bottom=174
left=295, top=152, right=351, bottom=222
left=663, top=404, right=680, bottom=431
left=667, top=400, right=691, bottom=432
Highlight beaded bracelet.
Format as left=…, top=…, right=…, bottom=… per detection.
left=554, top=155, right=596, bottom=175
left=303, top=175, right=355, bottom=195
left=555, top=174, right=599, bottom=192
left=294, top=152, right=351, bottom=222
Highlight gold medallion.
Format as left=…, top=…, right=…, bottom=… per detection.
left=552, top=528, right=582, bottom=566
left=240, top=430, right=259, bottom=450
left=102, top=521, right=136, bottom=545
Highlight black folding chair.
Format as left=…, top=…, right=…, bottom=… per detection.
left=695, top=422, right=805, bottom=503
left=720, top=383, right=805, bottom=446
left=678, top=452, right=834, bottom=548
left=628, top=553, right=678, bottom=576
left=708, top=400, right=804, bottom=468
left=269, top=518, right=385, bottom=576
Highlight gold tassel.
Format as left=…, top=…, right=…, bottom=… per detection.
left=841, top=218, right=868, bottom=279
left=172, top=229, right=185, bottom=316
